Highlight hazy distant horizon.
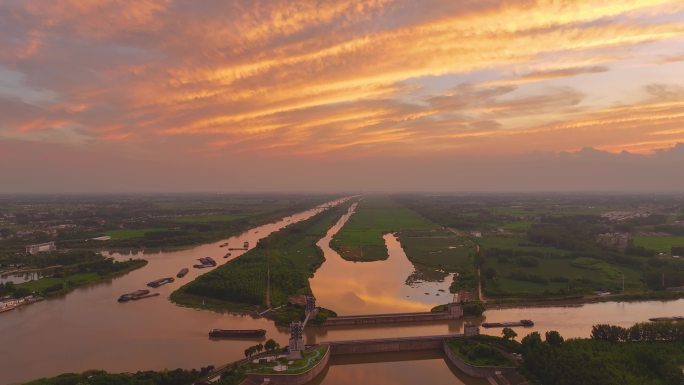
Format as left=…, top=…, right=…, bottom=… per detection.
left=2, top=144, right=684, bottom=194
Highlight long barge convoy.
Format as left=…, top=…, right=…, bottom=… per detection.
left=118, top=289, right=160, bottom=302
left=481, top=320, right=534, bottom=328
left=208, top=329, right=267, bottom=338
left=649, top=316, right=684, bottom=322
left=146, top=277, right=175, bottom=288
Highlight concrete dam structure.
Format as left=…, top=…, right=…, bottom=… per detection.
left=325, top=334, right=459, bottom=355
left=323, top=301, right=463, bottom=326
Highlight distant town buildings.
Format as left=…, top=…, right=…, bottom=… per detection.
left=25, top=241, right=56, bottom=255
left=601, top=210, right=651, bottom=222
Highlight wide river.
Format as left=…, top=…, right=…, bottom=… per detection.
left=1, top=200, right=683, bottom=385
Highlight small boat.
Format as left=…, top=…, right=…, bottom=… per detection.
left=146, top=277, right=175, bottom=288
left=205, top=257, right=217, bottom=266
left=209, top=329, right=266, bottom=338
left=176, top=268, right=189, bottom=278
left=223, top=253, right=231, bottom=259
left=243, top=241, right=249, bottom=248
left=197, top=257, right=217, bottom=267
left=193, top=264, right=211, bottom=269
left=219, top=242, right=229, bottom=248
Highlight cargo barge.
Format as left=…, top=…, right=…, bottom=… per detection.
left=146, top=277, right=175, bottom=288
left=481, top=320, right=534, bottom=328
left=209, top=329, right=266, bottom=338
left=649, top=316, right=684, bottom=322
left=176, top=268, right=189, bottom=278
left=118, top=289, right=151, bottom=302
left=193, top=257, right=217, bottom=269
left=198, top=257, right=217, bottom=266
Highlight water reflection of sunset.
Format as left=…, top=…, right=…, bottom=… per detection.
left=311, top=204, right=453, bottom=315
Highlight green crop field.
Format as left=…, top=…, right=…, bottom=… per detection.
left=634, top=236, right=684, bottom=253
left=481, top=248, right=645, bottom=297
left=399, top=231, right=475, bottom=271
left=330, top=196, right=437, bottom=261
left=477, top=236, right=568, bottom=256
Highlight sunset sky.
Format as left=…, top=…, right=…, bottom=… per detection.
left=1, top=0, right=684, bottom=192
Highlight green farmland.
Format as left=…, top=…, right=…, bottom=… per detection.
left=330, top=196, right=437, bottom=261
left=395, top=194, right=684, bottom=302
left=634, top=236, right=684, bottom=253
left=331, top=196, right=478, bottom=293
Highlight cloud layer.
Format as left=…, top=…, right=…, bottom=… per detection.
left=1, top=0, right=683, bottom=191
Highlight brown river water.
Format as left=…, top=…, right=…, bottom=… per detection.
left=1, top=200, right=683, bottom=385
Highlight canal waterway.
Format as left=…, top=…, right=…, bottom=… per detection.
left=310, top=202, right=455, bottom=315
left=2, top=199, right=684, bottom=385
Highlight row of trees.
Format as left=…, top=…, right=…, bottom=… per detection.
left=591, top=321, right=684, bottom=342
left=521, top=327, right=684, bottom=385
left=243, top=339, right=281, bottom=358
left=183, top=203, right=349, bottom=308
left=23, top=368, right=212, bottom=385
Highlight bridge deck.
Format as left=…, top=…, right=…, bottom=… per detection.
left=323, top=311, right=456, bottom=326
left=324, top=333, right=463, bottom=355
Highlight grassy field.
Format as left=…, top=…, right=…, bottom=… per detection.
left=172, top=201, right=353, bottom=311
left=330, top=196, right=437, bottom=261
left=477, top=236, right=567, bottom=256
left=484, top=257, right=644, bottom=296
left=633, top=236, right=684, bottom=253
left=478, top=235, right=645, bottom=297
left=399, top=231, right=475, bottom=272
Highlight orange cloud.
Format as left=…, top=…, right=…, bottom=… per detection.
left=1, top=0, right=684, bottom=160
